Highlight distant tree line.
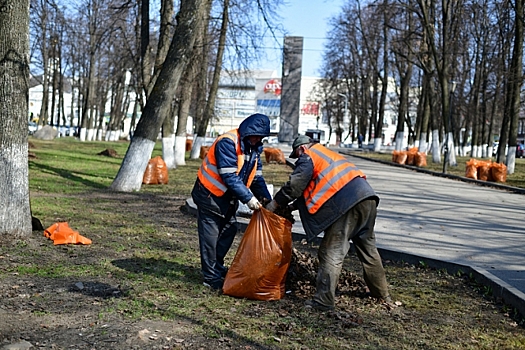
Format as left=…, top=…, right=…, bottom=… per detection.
left=319, top=0, right=524, bottom=174
left=28, top=0, right=282, bottom=158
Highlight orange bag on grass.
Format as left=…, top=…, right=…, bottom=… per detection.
left=406, top=147, right=418, bottom=166
left=465, top=159, right=478, bottom=179
left=391, top=150, right=399, bottom=163
left=395, top=151, right=407, bottom=165
left=477, top=160, right=493, bottom=181
left=44, top=222, right=92, bottom=245
left=222, top=208, right=293, bottom=301
left=491, top=162, right=507, bottom=183
left=414, top=152, right=427, bottom=167
left=142, top=156, right=169, bottom=185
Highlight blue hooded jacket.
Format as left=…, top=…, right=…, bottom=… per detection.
left=192, top=113, right=272, bottom=215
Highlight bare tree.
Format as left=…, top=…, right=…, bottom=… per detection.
left=0, top=0, right=32, bottom=236
left=497, top=0, right=524, bottom=174
left=30, top=0, right=52, bottom=127
left=193, top=0, right=231, bottom=155
left=110, top=0, right=211, bottom=192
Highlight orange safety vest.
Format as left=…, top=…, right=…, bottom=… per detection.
left=303, top=144, right=366, bottom=213
left=197, top=129, right=257, bottom=197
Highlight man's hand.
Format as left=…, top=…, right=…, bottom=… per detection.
left=265, top=200, right=279, bottom=212
left=247, top=196, right=262, bottom=210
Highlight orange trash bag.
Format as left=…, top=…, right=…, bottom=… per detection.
left=391, top=150, right=398, bottom=163
left=222, top=208, right=293, bottom=301
left=477, top=160, right=492, bottom=181
left=406, top=147, right=418, bottom=166
left=44, top=222, right=92, bottom=245
left=396, top=151, right=407, bottom=165
left=465, top=159, right=478, bottom=179
left=491, top=162, right=507, bottom=183
left=414, top=152, right=427, bottom=167
left=142, top=156, right=169, bottom=185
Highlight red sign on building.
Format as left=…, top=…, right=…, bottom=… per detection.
left=301, top=102, right=319, bottom=116
left=263, top=79, right=282, bottom=96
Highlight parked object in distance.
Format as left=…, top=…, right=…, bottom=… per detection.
left=28, top=121, right=38, bottom=135
left=517, top=143, right=525, bottom=158
left=492, top=142, right=509, bottom=157
left=56, top=125, right=79, bottom=137
left=262, top=136, right=279, bottom=144
left=492, top=142, right=499, bottom=157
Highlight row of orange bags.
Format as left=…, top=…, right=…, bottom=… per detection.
left=465, top=159, right=507, bottom=183
left=392, top=148, right=427, bottom=167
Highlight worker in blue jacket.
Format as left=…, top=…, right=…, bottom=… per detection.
left=191, top=113, right=272, bottom=290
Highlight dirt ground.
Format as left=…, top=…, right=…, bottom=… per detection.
left=0, top=242, right=372, bottom=350
left=0, top=191, right=523, bottom=350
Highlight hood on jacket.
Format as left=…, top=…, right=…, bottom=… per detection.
left=238, top=113, right=270, bottom=140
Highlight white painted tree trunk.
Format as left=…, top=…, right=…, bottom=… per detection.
left=96, top=129, right=103, bottom=141
left=431, top=129, right=441, bottom=163
left=175, top=135, right=187, bottom=166
left=418, top=132, right=428, bottom=153
left=507, top=146, right=516, bottom=174
left=0, top=0, right=32, bottom=236
left=0, top=144, right=32, bottom=235
left=87, top=128, right=96, bottom=141
left=80, top=128, right=87, bottom=141
left=162, top=135, right=176, bottom=169
left=373, top=137, right=381, bottom=152
left=109, top=137, right=156, bottom=192
left=191, top=135, right=205, bottom=159
left=481, top=144, right=488, bottom=158
left=395, top=131, right=404, bottom=151
left=472, top=145, right=479, bottom=158
left=446, top=132, right=457, bottom=166
left=113, top=130, right=121, bottom=141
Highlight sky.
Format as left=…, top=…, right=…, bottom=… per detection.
left=257, top=0, right=346, bottom=77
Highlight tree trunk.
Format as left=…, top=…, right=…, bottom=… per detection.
left=110, top=0, right=209, bottom=192
left=504, top=0, right=524, bottom=174
left=201, top=0, right=230, bottom=137
left=0, top=0, right=32, bottom=236
left=190, top=1, right=212, bottom=159
left=174, top=61, right=198, bottom=166
left=162, top=101, right=177, bottom=169
left=374, top=1, right=389, bottom=152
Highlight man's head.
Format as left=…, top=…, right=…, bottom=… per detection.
left=289, top=135, right=313, bottom=158
left=238, top=113, right=271, bottom=147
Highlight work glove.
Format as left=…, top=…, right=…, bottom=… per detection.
left=246, top=196, right=262, bottom=210
left=265, top=200, right=279, bottom=213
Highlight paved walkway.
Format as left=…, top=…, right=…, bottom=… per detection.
left=336, top=151, right=525, bottom=316
left=186, top=146, right=525, bottom=316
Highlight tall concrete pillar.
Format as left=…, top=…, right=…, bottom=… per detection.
left=278, top=36, right=303, bottom=143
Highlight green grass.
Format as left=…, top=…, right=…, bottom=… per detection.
left=2, top=137, right=523, bottom=349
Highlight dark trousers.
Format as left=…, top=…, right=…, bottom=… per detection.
left=314, top=199, right=389, bottom=307
left=196, top=204, right=238, bottom=284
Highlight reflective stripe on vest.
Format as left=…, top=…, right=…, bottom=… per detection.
left=197, top=129, right=257, bottom=197
left=303, top=144, right=366, bottom=213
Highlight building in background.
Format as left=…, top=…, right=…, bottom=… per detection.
left=213, top=70, right=334, bottom=144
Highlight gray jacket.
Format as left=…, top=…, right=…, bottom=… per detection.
left=273, top=151, right=379, bottom=241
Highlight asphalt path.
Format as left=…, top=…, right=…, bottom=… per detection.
left=347, top=154, right=524, bottom=288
